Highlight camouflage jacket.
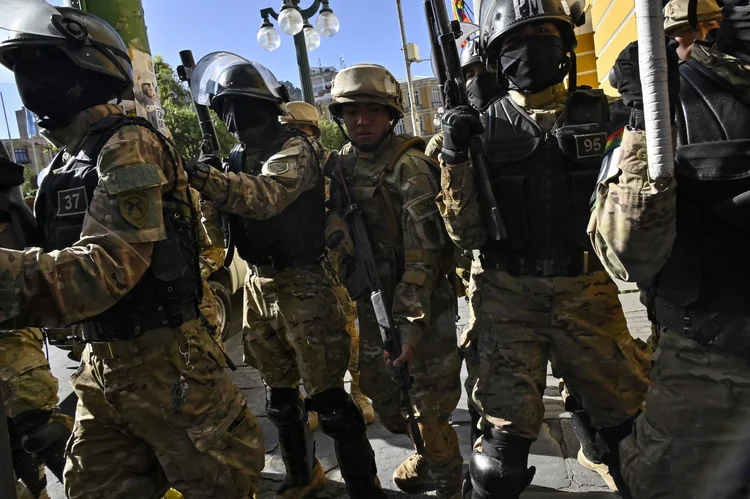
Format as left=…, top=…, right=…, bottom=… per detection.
left=337, top=134, right=449, bottom=349
left=425, top=132, right=443, bottom=162
left=191, top=189, right=224, bottom=281
left=436, top=84, right=568, bottom=251
left=200, top=136, right=323, bottom=219
left=0, top=104, right=191, bottom=326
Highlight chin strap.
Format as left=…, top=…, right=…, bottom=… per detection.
left=332, top=114, right=400, bottom=152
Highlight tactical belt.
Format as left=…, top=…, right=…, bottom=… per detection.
left=81, top=301, right=197, bottom=342
left=87, top=327, right=187, bottom=359
left=652, top=295, right=750, bottom=351
left=480, top=250, right=602, bottom=278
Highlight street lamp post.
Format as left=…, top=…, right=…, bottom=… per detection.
left=257, top=0, right=340, bottom=106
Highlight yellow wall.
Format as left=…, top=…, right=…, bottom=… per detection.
left=588, top=0, right=636, bottom=96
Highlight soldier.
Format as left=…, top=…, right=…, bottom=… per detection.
left=589, top=1, right=750, bottom=496
left=186, top=54, right=382, bottom=499
left=436, top=1, right=651, bottom=497
left=280, top=101, right=376, bottom=427
left=664, top=0, right=723, bottom=61
left=327, top=64, right=463, bottom=499
left=0, top=5, right=264, bottom=498
left=0, top=142, right=73, bottom=499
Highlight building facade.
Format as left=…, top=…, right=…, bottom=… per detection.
left=396, top=75, right=442, bottom=138
left=311, top=66, right=338, bottom=120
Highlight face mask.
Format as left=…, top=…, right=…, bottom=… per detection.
left=222, top=98, right=280, bottom=149
left=718, top=1, right=750, bottom=64
left=14, top=58, right=86, bottom=128
left=498, top=35, right=570, bottom=94
left=466, top=71, right=507, bottom=111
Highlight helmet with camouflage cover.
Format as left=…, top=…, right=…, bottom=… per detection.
left=479, top=0, right=579, bottom=56
left=664, top=0, right=722, bottom=36
left=329, top=64, right=404, bottom=118
left=280, top=101, right=321, bottom=136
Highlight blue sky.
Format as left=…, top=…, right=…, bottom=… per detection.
left=0, top=0, right=459, bottom=138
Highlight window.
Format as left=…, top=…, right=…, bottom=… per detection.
left=394, top=119, right=406, bottom=135
left=413, top=90, right=421, bottom=108
left=14, top=148, right=29, bottom=164
left=432, top=86, right=442, bottom=104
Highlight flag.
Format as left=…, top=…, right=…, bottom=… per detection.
left=452, top=0, right=473, bottom=23
left=25, top=108, right=37, bottom=138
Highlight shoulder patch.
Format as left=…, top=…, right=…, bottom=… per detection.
left=266, top=162, right=290, bottom=175
left=119, top=190, right=150, bottom=228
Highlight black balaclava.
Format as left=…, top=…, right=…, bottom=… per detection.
left=718, top=0, right=750, bottom=63
left=498, top=35, right=570, bottom=94
left=466, top=71, right=508, bottom=111
left=219, top=96, right=283, bottom=149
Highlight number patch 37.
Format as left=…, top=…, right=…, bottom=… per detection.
left=574, top=133, right=607, bottom=159
left=57, top=186, right=89, bottom=217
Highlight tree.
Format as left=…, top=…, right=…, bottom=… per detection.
left=154, top=56, right=236, bottom=160
left=281, top=80, right=303, bottom=102
left=319, top=119, right=348, bottom=151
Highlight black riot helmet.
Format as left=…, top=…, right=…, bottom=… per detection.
left=0, top=2, right=133, bottom=128
left=461, top=38, right=483, bottom=70
left=479, top=0, right=579, bottom=58
left=717, top=0, right=750, bottom=63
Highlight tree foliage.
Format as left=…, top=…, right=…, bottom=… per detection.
left=154, top=56, right=236, bottom=160
left=281, top=80, right=303, bottom=102
left=319, top=119, right=348, bottom=151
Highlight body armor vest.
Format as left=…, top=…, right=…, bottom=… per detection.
left=227, top=131, right=326, bottom=268
left=647, top=59, right=750, bottom=346
left=35, top=116, right=201, bottom=340
left=481, top=89, right=610, bottom=276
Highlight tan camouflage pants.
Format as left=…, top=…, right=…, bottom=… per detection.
left=468, top=262, right=651, bottom=440
left=63, top=322, right=264, bottom=499
left=621, top=326, right=750, bottom=499
left=199, top=280, right=221, bottom=342
left=242, top=266, right=350, bottom=395
left=357, top=289, right=463, bottom=495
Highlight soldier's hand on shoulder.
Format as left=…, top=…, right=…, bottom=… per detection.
left=198, top=153, right=223, bottom=170
left=441, top=105, right=483, bottom=165
left=185, top=154, right=222, bottom=191
left=0, top=158, right=24, bottom=188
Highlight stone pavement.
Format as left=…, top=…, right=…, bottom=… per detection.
left=228, top=282, right=649, bottom=499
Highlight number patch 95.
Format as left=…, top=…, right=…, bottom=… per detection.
left=574, top=133, right=607, bottom=159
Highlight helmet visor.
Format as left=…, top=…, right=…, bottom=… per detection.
left=192, top=51, right=283, bottom=106
left=0, top=0, right=66, bottom=40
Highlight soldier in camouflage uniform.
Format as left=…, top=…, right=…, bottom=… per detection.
left=327, top=64, right=463, bottom=499
left=188, top=54, right=382, bottom=499
left=280, top=101, right=376, bottom=428
left=436, top=2, right=651, bottom=497
left=589, top=2, right=750, bottom=495
left=0, top=141, right=73, bottom=499
left=0, top=6, right=265, bottom=498
left=664, top=0, right=723, bottom=61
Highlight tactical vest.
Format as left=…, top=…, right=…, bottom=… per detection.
left=227, top=131, right=326, bottom=268
left=35, top=116, right=201, bottom=340
left=646, top=59, right=750, bottom=348
left=334, top=135, right=450, bottom=297
left=481, top=89, right=610, bottom=277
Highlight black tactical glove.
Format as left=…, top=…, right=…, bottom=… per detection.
left=185, top=154, right=222, bottom=191
left=610, top=41, right=680, bottom=129
left=441, top=105, right=484, bottom=165
left=0, top=158, right=25, bottom=188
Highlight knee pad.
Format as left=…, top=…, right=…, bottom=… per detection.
left=481, top=427, right=533, bottom=468
left=12, top=410, right=52, bottom=439
left=309, top=387, right=349, bottom=415
left=469, top=452, right=535, bottom=499
left=318, top=397, right=365, bottom=438
left=266, top=387, right=305, bottom=427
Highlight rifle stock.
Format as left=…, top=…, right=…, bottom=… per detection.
left=331, top=154, right=425, bottom=455
left=424, top=0, right=508, bottom=241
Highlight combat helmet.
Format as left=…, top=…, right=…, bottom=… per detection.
left=664, top=0, right=722, bottom=36
left=329, top=64, right=404, bottom=119
left=0, top=2, right=133, bottom=125
left=461, top=38, right=483, bottom=70
left=280, top=101, right=321, bottom=137
left=479, top=0, right=582, bottom=57
left=191, top=52, right=290, bottom=115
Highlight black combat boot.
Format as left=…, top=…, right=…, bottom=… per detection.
left=316, top=389, right=385, bottom=499
left=267, top=388, right=327, bottom=499
left=463, top=429, right=536, bottom=499
left=598, top=416, right=638, bottom=499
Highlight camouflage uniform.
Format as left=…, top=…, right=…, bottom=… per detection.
left=589, top=41, right=750, bottom=497
left=335, top=134, right=463, bottom=498
left=0, top=104, right=265, bottom=498
left=193, top=192, right=225, bottom=343
left=437, top=82, right=650, bottom=493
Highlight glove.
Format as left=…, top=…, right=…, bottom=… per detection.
left=185, top=154, right=222, bottom=191
left=441, top=105, right=484, bottom=165
left=0, top=159, right=25, bottom=189
left=609, top=41, right=680, bottom=128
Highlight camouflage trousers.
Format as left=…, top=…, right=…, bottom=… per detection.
left=199, top=280, right=222, bottom=344
left=621, top=326, right=750, bottom=499
left=63, top=322, right=264, bottom=499
left=357, top=294, right=463, bottom=495
left=468, top=262, right=651, bottom=440
left=242, top=265, right=350, bottom=395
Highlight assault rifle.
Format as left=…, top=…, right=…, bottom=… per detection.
left=176, top=49, right=236, bottom=267
left=424, top=0, right=508, bottom=241
left=329, top=152, right=425, bottom=455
